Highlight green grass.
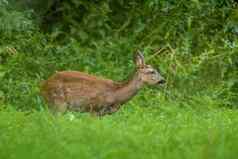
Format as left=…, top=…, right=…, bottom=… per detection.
left=1, top=98, right=238, bottom=159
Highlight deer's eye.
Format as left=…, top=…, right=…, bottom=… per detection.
left=149, top=70, right=156, bottom=74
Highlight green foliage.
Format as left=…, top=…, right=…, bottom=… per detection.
left=0, top=1, right=238, bottom=158
left=0, top=0, right=237, bottom=109
left=0, top=0, right=35, bottom=38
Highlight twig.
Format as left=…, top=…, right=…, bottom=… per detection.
left=147, top=44, right=175, bottom=61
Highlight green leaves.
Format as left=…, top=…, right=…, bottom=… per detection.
left=0, top=0, right=237, bottom=109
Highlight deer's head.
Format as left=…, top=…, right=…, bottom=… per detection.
left=135, top=51, right=165, bottom=85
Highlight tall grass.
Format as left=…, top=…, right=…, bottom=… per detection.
left=1, top=98, right=238, bottom=159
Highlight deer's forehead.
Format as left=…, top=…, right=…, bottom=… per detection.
left=146, top=68, right=154, bottom=72
left=145, top=65, right=155, bottom=70
left=144, top=64, right=152, bottom=68
left=139, top=66, right=157, bottom=73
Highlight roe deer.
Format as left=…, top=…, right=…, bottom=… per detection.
left=40, top=51, right=165, bottom=116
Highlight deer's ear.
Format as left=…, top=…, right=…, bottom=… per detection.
left=134, top=51, right=145, bottom=68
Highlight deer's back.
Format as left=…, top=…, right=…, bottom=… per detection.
left=41, top=71, right=119, bottom=111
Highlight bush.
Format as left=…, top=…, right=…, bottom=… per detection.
left=0, top=0, right=237, bottom=110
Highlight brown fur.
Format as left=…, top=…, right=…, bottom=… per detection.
left=40, top=53, right=165, bottom=115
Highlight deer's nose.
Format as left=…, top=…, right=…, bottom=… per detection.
left=158, top=79, right=166, bottom=84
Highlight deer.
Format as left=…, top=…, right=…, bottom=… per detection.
left=40, top=51, right=165, bottom=116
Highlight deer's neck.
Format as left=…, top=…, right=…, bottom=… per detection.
left=114, top=72, right=143, bottom=104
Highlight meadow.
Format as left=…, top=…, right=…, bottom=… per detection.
left=0, top=0, right=238, bottom=159
left=1, top=99, right=238, bottom=159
